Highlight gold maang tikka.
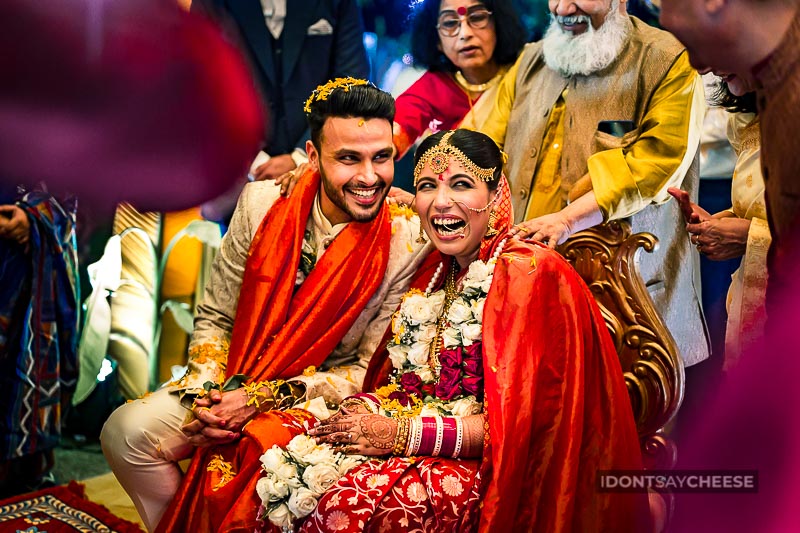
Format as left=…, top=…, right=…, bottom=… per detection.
left=413, top=131, right=496, bottom=186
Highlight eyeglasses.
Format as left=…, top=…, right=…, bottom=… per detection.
left=436, top=9, right=493, bottom=37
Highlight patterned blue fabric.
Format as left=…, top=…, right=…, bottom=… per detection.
left=0, top=191, right=79, bottom=460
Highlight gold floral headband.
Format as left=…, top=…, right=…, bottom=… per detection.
left=303, top=77, right=372, bottom=114
left=413, top=131, right=497, bottom=185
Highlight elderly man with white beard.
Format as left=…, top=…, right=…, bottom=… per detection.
left=481, top=0, right=710, bottom=368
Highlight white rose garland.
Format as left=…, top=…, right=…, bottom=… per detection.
left=383, top=239, right=507, bottom=417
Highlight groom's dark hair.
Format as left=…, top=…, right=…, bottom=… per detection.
left=306, top=81, right=395, bottom=149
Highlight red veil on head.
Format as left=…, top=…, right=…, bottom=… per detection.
left=479, top=174, right=513, bottom=261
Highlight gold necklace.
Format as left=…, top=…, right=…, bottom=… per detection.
left=454, top=69, right=503, bottom=93
left=430, top=262, right=460, bottom=376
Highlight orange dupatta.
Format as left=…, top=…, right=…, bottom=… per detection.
left=226, top=169, right=390, bottom=381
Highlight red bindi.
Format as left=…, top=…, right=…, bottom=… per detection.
left=438, top=174, right=445, bottom=181
left=456, top=6, right=467, bottom=15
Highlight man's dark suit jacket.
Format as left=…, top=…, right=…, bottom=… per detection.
left=192, top=0, right=369, bottom=154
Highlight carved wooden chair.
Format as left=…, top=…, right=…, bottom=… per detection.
left=558, top=220, right=684, bottom=471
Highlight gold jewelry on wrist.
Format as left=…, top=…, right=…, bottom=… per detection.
left=392, top=418, right=411, bottom=456
left=280, top=381, right=306, bottom=408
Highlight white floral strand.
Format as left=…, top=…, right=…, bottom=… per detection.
left=386, top=240, right=507, bottom=416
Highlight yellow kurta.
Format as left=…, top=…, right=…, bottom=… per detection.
left=485, top=52, right=704, bottom=222
left=525, top=93, right=567, bottom=220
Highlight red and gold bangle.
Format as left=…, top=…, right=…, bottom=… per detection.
left=417, top=417, right=438, bottom=456
left=411, top=416, right=465, bottom=457
left=352, top=393, right=381, bottom=411
left=432, top=416, right=445, bottom=457
left=413, top=418, right=424, bottom=455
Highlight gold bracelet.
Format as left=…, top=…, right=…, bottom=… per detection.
left=277, top=381, right=306, bottom=409
left=392, top=418, right=410, bottom=456
left=391, top=418, right=404, bottom=455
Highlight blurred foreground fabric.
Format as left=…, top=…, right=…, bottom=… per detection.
left=0, top=0, right=263, bottom=212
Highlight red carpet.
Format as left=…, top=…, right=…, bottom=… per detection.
left=0, top=481, right=143, bottom=533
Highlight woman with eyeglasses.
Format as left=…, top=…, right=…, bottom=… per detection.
left=392, top=0, right=526, bottom=160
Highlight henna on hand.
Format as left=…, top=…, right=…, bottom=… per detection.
left=332, top=444, right=358, bottom=454
left=339, top=401, right=372, bottom=415
left=310, top=422, right=352, bottom=436
left=359, top=415, right=396, bottom=450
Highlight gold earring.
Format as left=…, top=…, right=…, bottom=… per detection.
left=417, top=223, right=428, bottom=244
left=485, top=210, right=498, bottom=238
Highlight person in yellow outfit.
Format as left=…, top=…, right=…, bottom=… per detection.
left=480, top=0, right=710, bottom=367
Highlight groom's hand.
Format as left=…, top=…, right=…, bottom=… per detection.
left=181, top=388, right=258, bottom=445
left=203, top=388, right=259, bottom=432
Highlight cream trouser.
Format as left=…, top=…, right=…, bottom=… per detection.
left=100, top=387, right=193, bottom=532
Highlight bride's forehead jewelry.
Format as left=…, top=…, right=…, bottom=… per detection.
left=413, top=130, right=496, bottom=186
left=303, top=77, right=373, bottom=114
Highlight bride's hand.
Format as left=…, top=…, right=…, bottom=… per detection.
left=308, top=413, right=397, bottom=456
